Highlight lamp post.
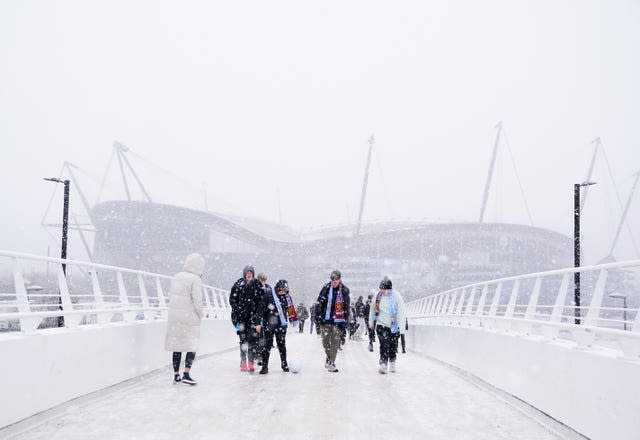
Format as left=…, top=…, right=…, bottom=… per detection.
left=609, top=293, right=628, bottom=331
left=574, top=181, right=596, bottom=325
left=44, top=177, right=69, bottom=327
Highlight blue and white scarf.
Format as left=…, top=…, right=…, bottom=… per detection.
left=271, top=287, right=287, bottom=327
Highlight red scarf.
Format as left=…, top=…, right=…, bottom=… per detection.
left=284, top=292, right=299, bottom=324
left=332, top=285, right=345, bottom=323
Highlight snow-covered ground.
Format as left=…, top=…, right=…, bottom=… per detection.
left=3, top=331, right=576, bottom=440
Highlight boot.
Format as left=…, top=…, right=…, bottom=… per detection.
left=368, top=342, right=373, bottom=352
left=378, top=363, right=387, bottom=374
left=248, top=362, right=255, bottom=373
left=389, top=361, right=396, bottom=373
left=281, top=361, right=289, bottom=372
left=240, top=361, right=248, bottom=372
left=259, top=366, right=269, bottom=374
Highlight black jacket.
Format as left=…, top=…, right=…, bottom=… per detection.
left=355, top=298, right=366, bottom=318
left=259, top=284, right=290, bottom=331
left=229, top=277, right=262, bottom=327
left=315, top=282, right=350, bottom=326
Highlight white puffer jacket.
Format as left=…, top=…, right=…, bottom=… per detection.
left=165, top=253, right=205, bottom=352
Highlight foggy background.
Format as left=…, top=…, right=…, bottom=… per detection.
left=1, top=0, right=639, bottom=267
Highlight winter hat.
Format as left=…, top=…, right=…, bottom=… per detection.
left=243, top=265, right=255, bottom=278
left=330, top=270, right=341, bottom=281
left=379, top=277, right=392, bottom=290
left=275, top=279, right=289, bottom=292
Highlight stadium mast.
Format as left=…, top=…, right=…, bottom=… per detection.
left=479, top=122, right=503, bottom=223
left=356, top=135, right=375, bottom=236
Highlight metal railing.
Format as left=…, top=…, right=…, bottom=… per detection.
left=0, top=251, right=231, bottom=334
left=406, top=259, right=640, bottom=358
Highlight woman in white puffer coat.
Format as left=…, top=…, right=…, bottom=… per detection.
left=165, top=253, right=205, bottom=385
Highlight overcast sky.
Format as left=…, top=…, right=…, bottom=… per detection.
left=1, top=0, right=639, bottom=264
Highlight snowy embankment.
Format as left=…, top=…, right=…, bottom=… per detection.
left=410, top=325, right=640, bottom=440
left=0, top=320, right=237, bottom=428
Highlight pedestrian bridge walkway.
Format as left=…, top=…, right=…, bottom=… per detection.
left=1, top=333, right=574, bottom=440
left=1, top=250, right=639, bottom=439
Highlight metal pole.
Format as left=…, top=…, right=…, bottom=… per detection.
left=623, top=297, right=627, bottom=331
left=59, top=180, right=70, bottom=327
left=574, top=183, right=581, bottom=325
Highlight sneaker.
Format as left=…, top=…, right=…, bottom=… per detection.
left=259, top=366, right=269, bottom=375
left=248, top=362, right=255, bottom=373
left=378, top=364, right=387, bottom=374
left=327, top=363, right=339, bottom=373
left=182, top=373, right=197, bottom=385
left=402, top=349, right=406, bottom=354
left=368, top=342, right=374, bottom=352
left=389, top=361, right=396, bottom=373
left=173, top=374, right=182, bottom=384
left=240, top=362, right=248, bottom=372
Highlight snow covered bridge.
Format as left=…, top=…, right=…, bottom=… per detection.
left=1, top=251, right=639, bottom=440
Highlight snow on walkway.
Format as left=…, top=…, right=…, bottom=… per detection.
left=6, top=331, right=568, bottom=440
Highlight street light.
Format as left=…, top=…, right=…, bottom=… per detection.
left=609, top=293, right=628, bottom=331
left=44, top=177, right=70, bottom=328
left=574, top=181, right=596, bottom=325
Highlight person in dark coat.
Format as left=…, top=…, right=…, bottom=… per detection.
left=315, top=270, right=350, bottom=372
left=258, top=279, right=293, bottom=374
left=297, top=302, right=310, bottom=333
left=365, top=294, right=375, bottom=351
left=309, top=302, right=317, bottom=334
left=229, top=265, right=263, bottom=372
left=400, top=318, right=408, bottom=353
left=310, top=302, right=321, bottom=335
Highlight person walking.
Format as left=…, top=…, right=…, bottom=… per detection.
left=369, top=277, right=406, bottom=374
left=258, top=279, right=296, bottom=374
left=165, top=253, right=205, bottom=385
left=315, top=270, right=350, bottom=372
left=229, top=266, right=263, bottom=372
left=309, top=302, right=317, bottom=334
left=297, top=302, right=309, bottom=333
left=355, top=295, right=366, bottom=340
left=400, top=318, right=409, bottom=353
left=364, top=294, right=376, bottom=352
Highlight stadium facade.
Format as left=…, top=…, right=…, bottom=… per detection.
left=92, top=200, right=573, bottom=303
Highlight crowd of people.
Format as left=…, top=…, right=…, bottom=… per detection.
left=164, top=253, right=408, bottom=384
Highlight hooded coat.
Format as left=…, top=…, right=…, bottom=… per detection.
left=165, top=253, right=205, bottom=352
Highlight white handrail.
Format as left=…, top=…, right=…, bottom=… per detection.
left=0, top=250, right=231, bottom=334
left=406, top=259, right=640, bottom=359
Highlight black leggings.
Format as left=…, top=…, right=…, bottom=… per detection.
left=172, top=352, right=196, bottom=372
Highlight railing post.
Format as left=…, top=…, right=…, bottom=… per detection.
left=155, top=277, right=167, bottom=319
left=476, top=285, right=489, bottom=317
left=524, top=277, right=542, bottom=321
left=541, top=274, right=570, bottom=340
left=12, top=257, right=40, bottom=333
left=455, top=289, right=467, bottom=315
left=447, top=290, right=459, bottom=314
left=464, top=287, right=477, bottom=315
left=503, top=280, right=520, bottom=332
left=137, top=274, right=151, bottom=320
left=57, top=265, right=79, bottom=328
left=583, top=269, right=608, bottom=328
left=116, top=271, right=134, bottom=321
left=488, top=282, right=502, bottom=317
left=90, top=269, right=109, bottom=325
left=202, top=286, right=213, bottom=317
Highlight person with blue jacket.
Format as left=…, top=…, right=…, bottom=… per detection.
left=368, top=277, right=406, bottom=374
